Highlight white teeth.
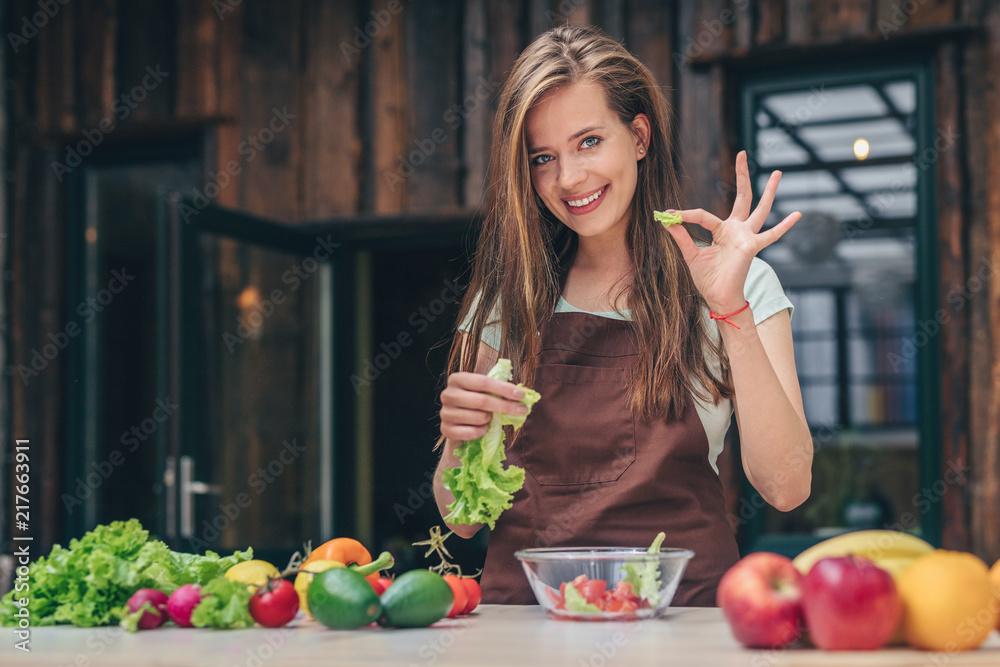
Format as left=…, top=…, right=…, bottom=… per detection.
left=567, top=188, right=604, bottom=207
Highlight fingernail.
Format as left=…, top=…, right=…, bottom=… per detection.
left=513, top=388, right=525, bottom=398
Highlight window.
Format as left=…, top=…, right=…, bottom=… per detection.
left=740, top=61, right=940, bottom=553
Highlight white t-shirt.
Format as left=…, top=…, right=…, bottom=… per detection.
left=459, top=257, right=794, bottom=474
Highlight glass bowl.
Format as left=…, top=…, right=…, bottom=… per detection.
left=514, top=547, right=694, bottom=621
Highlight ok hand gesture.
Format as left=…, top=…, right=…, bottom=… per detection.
left=663, top=150, right=801, bottom=314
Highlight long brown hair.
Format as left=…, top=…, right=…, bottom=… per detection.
left=447, top=25, right=733, bottom=423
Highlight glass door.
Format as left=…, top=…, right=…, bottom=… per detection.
left=739, top=60, right=941, bottom=555
left=158, top=195, right=334, bottom=564
left=66, top=144, right=202, bottom=541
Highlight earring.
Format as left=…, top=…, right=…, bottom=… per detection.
left=639, top=148, right=645, bottom=154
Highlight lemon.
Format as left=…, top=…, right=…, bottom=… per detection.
left=896, top=550, right=998, bottom=651
left=224, top=559, right=280, bottom=591
left=294, top=559, right=345, bottom=617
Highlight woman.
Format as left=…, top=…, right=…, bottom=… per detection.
left=432, top=25, right=812, bottom=607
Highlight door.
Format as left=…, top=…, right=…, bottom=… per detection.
left=65, top=141, right=202, bottom=540
left=158, top=194, right=334, bottom=565
left=738, top=60, right=941, bottom=555
left=65, top=146, right=333, bottom=563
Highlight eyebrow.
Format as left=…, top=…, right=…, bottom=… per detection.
left=528, top=125, right=605, bottom=154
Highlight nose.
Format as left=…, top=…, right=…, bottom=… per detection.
left=557, top=154, right=586, bottom=193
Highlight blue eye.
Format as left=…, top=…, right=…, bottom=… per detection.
left=530, top=154, right=553, bottom=166
left=581, top=136, right=601, bottom=149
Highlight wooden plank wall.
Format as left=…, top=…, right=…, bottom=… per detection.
left=935, top=39, right=970, bottom=553
left=5, top=0, right=1000, bottom=563
left=960, top=0, right=1000, bottom=563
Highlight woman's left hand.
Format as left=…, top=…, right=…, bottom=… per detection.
left=663, top=150, right=801, bottom=314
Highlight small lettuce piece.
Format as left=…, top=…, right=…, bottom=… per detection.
left=189, top=576, right=253, bottom=629
left=118, top=601, right=158, bottom=633
left=620, top=532, right=666, bottom=608
left=654, top=210, right=683, bottom=227
left=563, top=582, right=601, bottom=613
left=442, top=359, right=541, bottom=529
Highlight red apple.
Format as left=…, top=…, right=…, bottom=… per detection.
left=717, top=552, right=805, bottom=648
left=800, top=555, right=902, bottom=650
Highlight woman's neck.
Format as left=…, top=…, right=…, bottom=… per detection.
left=564, top=232, right=633, bottom=312
left=573, top=229, right=631, bottom=275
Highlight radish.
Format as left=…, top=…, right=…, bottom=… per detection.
left=125, top=589, right=169, bottom=629
left=166, top=584, right=203, bottom=627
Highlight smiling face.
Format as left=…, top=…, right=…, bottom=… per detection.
left=525, top=81, right=648, bottom=246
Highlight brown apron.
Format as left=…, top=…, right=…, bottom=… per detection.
left=480, top=311, right=740, bottom=607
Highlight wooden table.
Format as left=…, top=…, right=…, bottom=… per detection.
left=3, top=605, right=999, bottom=666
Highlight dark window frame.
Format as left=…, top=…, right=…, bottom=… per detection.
left=737, top=57, right=941, bottom=552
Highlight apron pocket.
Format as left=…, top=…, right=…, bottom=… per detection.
left=515, top=364, right=636, bottom=485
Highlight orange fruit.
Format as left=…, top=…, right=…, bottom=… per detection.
left=990, top=559, right=1000, bottom=631
left=896, top=550, right=998, bottom=651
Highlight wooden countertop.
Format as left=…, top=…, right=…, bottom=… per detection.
left=3, top=605, right=999, bottom=666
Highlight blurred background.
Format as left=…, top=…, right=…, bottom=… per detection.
left=2, top=0, right=999, bottom=584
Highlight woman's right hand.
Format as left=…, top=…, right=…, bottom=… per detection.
left=439, top=371, right=529, bottom=442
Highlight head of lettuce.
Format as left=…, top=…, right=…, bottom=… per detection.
left=441, top=359, right=541, bottom=529
left=0, top=519, right=250, bottom=627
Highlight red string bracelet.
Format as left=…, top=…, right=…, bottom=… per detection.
left=709, top=300, right=750, bottom=329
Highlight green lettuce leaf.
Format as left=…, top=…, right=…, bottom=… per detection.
left=189, top=576, right=254, bottom=629
left=118, top=601, right=158, bottom=633
left=170, top=548, right=253, bottom=588
left=0, top=519, right=252, bottom=628
left=620, top=531, right=666, bottom=608
left=563, top=582, right=601, bottom=613
left=442, top=359, right=541, bottom=529
left=654, top=210, right=683, bottom=227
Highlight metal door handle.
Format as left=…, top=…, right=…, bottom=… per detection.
left=164, top=456, right=177, bottom=538
left=179, top=455, right=223, bottom=538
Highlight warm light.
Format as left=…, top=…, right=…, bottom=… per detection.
left=85, top=228, right=97, bottom=243
left=237, top=285, right=261, bottom=310
left=853, top=138, right=870, bottom=160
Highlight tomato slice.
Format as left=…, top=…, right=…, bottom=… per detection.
left=581, top=578, right=607, bottom=605
left=611, top=580, right=637, bottom=601
left=442, top=574, right=468, bottom=618
left=460, top=577, right=482, bottom=614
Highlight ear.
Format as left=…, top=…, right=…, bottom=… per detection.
left=631, top=113, right=651, bottom=160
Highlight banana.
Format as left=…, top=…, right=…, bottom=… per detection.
left=792, top=530, right=934, bottom=577
left=871, top=556, right=920, bottom=580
